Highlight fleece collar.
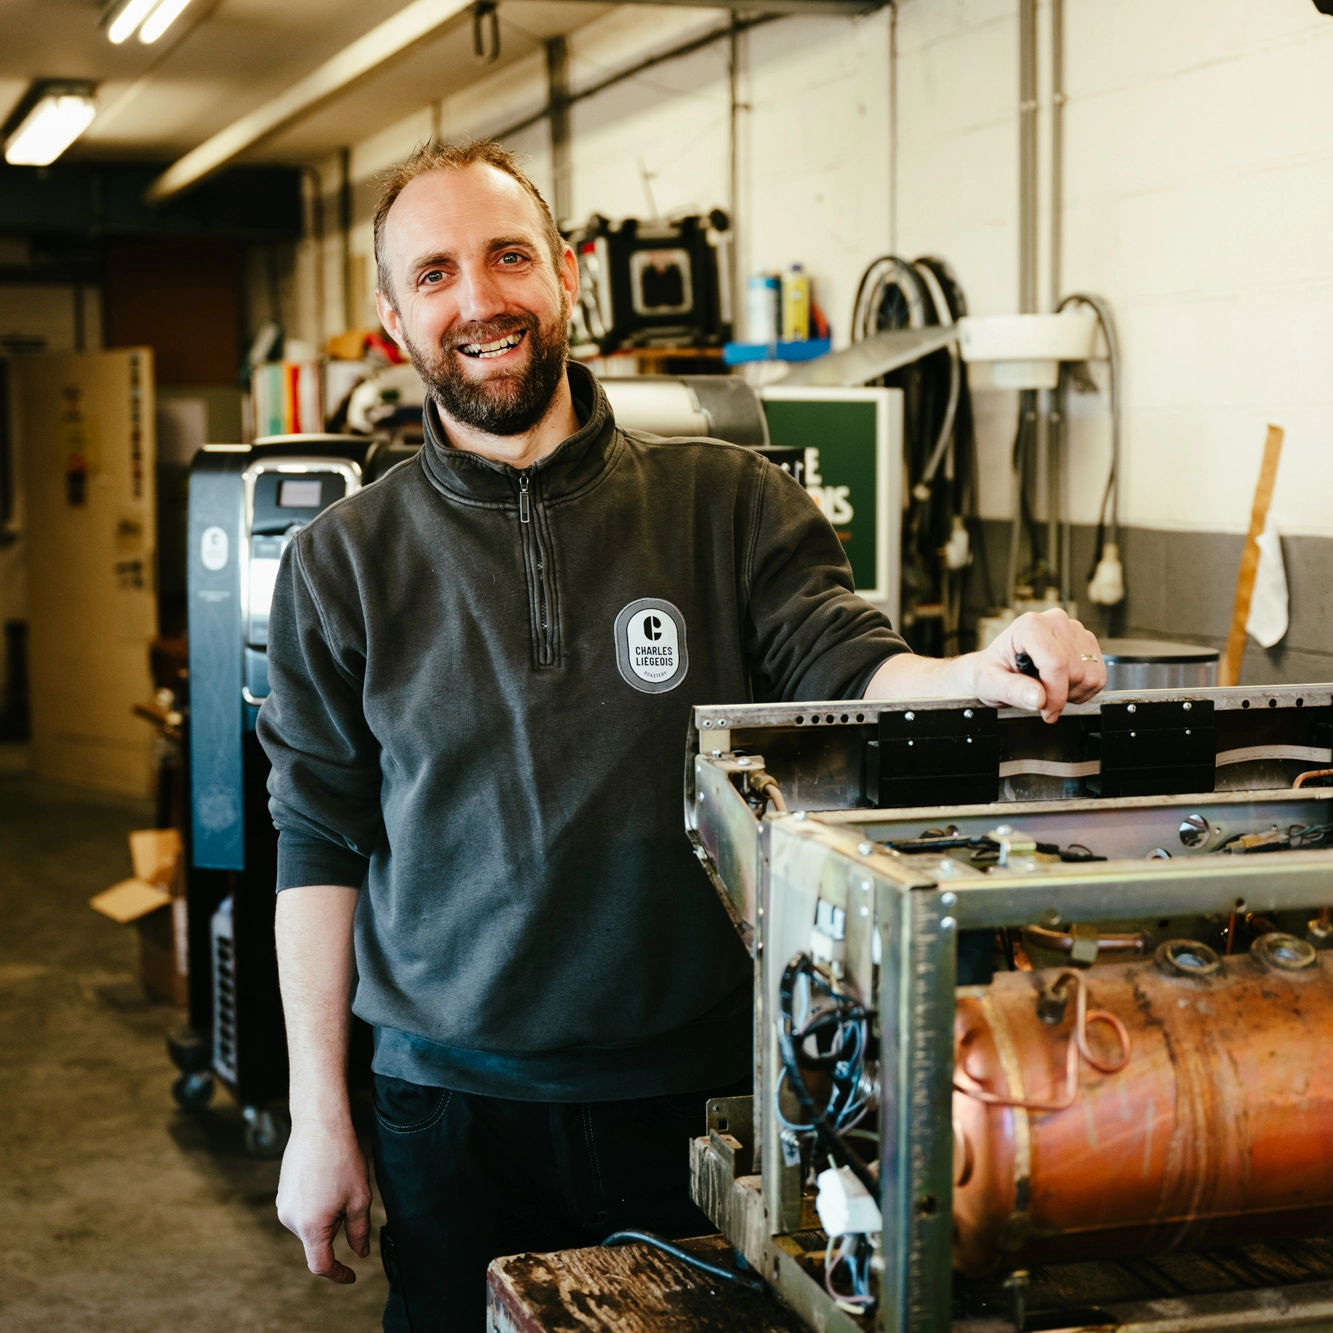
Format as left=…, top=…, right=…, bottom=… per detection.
left=417, top=360, right=618, bottom=506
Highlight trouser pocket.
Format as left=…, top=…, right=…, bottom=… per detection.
left=373, top=1074, right=452, bottom=1135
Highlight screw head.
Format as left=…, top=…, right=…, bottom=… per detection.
left=736, top=756, right=751, bottom=767
left=905, top=711, right=915, bottom=721
left=1128, top=704, right=1137, bottom=713
left=940, top=891, right=957, bottom=907
left=702, top=720, right=712, bottom=729
left=1183, top=701, right=1192, bottom=711
left=717, top=718, right=728, bottom=727
left=860, top=905, right=869, bottom=918
left=858, top=842, right=874, bottom=856
left=940, top=916, right=957, bottom=932
left=964, top=709, right=974, bottom=719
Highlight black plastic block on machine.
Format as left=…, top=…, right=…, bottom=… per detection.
left=1089, top=699, right=1217, bottom=797
left=867, top=706, right=1001, bottom=808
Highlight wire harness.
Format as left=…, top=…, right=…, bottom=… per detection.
left=776, top=953, right=879, bottom=1197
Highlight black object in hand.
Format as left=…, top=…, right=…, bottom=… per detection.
left=1014, top=651, right=1042, bottom=680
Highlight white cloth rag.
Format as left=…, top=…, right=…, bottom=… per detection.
left=1246, top=514, right=1289, bottom=649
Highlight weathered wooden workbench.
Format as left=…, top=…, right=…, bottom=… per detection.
left=487, top=1235, right=810, bottom=1333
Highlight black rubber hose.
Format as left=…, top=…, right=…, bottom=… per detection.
left=600, top=1230, right=766, bottom=1293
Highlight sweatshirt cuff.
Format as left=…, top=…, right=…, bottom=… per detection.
left=794, top=633, right=910, bottom=702
left=276, top=830, right=369, bottom=891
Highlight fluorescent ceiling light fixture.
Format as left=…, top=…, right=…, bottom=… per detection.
left=4, top=91, right=97, bottom=166
left=108, top=0, right=159, bottom=44
left=139, top=0, right=195, bottom=44
left=149, top=0, right=472, bottom=201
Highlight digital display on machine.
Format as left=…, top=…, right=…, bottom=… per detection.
left=278, top=479, right=322, bottom=508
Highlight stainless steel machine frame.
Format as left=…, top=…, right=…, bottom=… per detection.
left=685, top=684, right=1333, bottom=1333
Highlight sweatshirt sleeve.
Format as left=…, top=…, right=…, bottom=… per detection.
left=256, top=537, right=382, bottom=890
left=743, top=460, right=909, bottom=701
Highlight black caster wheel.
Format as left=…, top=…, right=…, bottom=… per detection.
left=172, top=1070, right=215, bottom=1108
left=167, top=1027, right=211, bottom=1074
left=242, top=1106, right=291, bottom=1159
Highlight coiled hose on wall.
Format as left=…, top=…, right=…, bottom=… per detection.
left=850, top=255, right=983, bottom=653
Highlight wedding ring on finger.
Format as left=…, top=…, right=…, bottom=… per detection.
left=1080, top=653, right=1100, bottom=662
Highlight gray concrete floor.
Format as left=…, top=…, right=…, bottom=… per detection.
left=0, top=774, right=389, bottom=1331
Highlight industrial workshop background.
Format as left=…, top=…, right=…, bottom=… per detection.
left=4, top=1, right=1333, bottom=1332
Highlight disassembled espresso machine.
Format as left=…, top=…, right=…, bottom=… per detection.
left=686, top=684, right=1333, bottom=1332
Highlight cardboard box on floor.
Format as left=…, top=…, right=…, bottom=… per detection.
left=90, top=828, right=188, bottom=1006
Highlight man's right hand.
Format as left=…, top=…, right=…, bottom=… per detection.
left=274, top=884, right=366, bottom=1282
left=276, top=1117, right=372, bottom=1283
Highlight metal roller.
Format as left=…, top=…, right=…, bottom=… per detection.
left=597, top=375, right=769, bottom=446
left=952, top=936, right=1333, bottom=1276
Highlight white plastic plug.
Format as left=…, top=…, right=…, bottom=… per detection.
left=816, top=1165, right=882, bottom=1236
left=942, top=516, right=971, bottom=570
left=1087, top=541, right=1125, bottom=606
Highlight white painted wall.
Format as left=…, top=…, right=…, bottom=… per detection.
left=898, top=0, right=1333, bottom=538
left=308, top=0, right=1333, bottom=540
left=317, top=6, right=895, bottom=347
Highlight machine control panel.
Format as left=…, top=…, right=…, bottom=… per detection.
left=242, top=459, right=361, bottom=703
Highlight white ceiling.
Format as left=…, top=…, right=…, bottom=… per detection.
left=0, top=0, right=612, bottom=164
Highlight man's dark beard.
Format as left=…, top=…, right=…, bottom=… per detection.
left=403, top=309, right=569, bottom=437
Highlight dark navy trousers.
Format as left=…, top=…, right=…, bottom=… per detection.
left=373, top=1073, right=746, bottom=1331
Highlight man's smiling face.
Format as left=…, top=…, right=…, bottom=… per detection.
left=376, top=163, right=579, bottom=437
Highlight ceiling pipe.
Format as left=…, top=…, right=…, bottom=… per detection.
left=146, top=0, right=474, bottom=202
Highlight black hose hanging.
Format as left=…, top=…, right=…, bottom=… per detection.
left=850, top=254, right=978, bottom=653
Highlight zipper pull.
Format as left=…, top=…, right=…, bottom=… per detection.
left=518, top=473, right=531, bottom=524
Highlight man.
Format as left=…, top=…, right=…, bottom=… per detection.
left=262, top=140, right=1104, bottom=1332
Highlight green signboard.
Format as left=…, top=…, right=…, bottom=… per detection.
left=760, top=387, right=901, bottom=617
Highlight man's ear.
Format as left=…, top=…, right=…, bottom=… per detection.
left=558, top=243, right=579, bottom=315
left=376, top=289, right=409, bottom=351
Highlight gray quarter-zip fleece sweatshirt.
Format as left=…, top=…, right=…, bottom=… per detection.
left=258, top=364, right=907, bottom=1100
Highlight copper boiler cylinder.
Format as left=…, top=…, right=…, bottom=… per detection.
left=952, top=937, right=1333, bottom=1276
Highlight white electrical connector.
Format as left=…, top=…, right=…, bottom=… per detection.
left=816, top=1166, right=882, bottom=1236
left=942, top=516, right=971, bottom=570
left=1087, top=541, right=1125, bottom=606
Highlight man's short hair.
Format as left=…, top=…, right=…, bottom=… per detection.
left=373, top=139, right=565, bottom=304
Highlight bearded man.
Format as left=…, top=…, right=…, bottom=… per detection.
left=261, top=140, right=1105, bottom=1332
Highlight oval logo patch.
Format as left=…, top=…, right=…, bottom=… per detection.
left=200, top=525, right=229, bottom=572
left=614, top=598, right=689, bottom=694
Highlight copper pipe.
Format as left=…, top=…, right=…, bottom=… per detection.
left=953, top=943, right=1333, bottom=1275
left=954, top=971, right=1130, bottom=1113
left=1293, top=768, right=1333, bottom=788
left=1021, top=926, right=1151, bottom=962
